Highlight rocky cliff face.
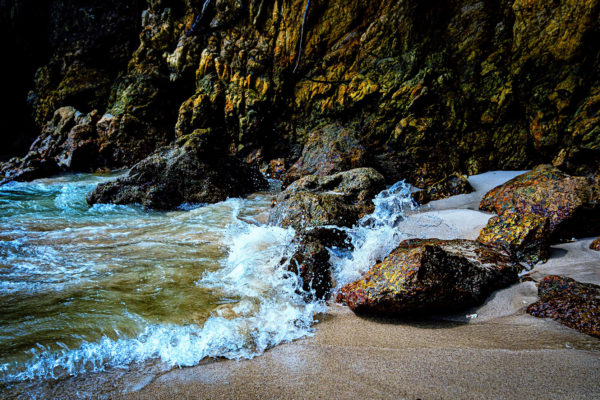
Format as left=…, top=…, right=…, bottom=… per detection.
left=2, top=0, right=599, bottom=184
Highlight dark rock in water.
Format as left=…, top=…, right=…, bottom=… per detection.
left=479, top=165, right=600, bottom=240
left=527, top=275, right=600, bottom=338
left=477, top=212, right=551, bottom=265
left=412, top=174, right=473, bottom=205
left=336, top=239, right=520, bottom=316
left=87, top=133, right=267, bottom=210
left=591, top=238, right=600, bottom=251
left=284, top=124, right=369, bottom=186
left=287, top=227, right=351, bottom=300
left=268, top=168, right=385, bottom=230
left=1, top=107, right=100, bottom=184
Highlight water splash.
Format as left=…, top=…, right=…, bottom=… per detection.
left=331, top=181, right=417, bottom=289
left=0, top=176, right=325, bottom=384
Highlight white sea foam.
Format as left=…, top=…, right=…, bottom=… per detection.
left=0, top=187, right=326, bottom=383
left=331, top=181, right=416, bottom=289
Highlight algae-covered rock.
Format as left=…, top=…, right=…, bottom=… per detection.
left=268, top=168, right=385, bottom=230
left=284, top=124, right=369, bottom=185
left=287, top=227, right=351, bottom=300
left=412, top=174, right=473, bottom=205
left=527, top=275, right=600, bottom=338
left=477, top=212, right=551, bottom=265
left=336, top=239, right=520, bottom=316
left=87, top=134, right=267, bottom=210
left=479, top=165, right=600, bottom=240
left=591, top=238, right=600, bottom=252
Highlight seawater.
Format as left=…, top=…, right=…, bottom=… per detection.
left=0, top=173, right=415, bottom=393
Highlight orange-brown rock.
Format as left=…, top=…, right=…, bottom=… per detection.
left=336, top=239, right=520, bottom=316
left=479, top=165, right=600, bottom=240
left=477, top=212, right=551, bottom=265
left=591, top=238, right=600, bottom=251
left=527, top=275, right=600, bottom=338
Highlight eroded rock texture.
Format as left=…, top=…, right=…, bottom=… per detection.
left=268, top=168, right=385, bottom=230
left=477, top=212, right=551, bottom=265
left=1, top=0, right=599, bottom=186
left=336, top=239, right=520, bottom=316
left=479, top=165, right=600, bottom=240
left=527, top=275, right=600, bottom=338
left=287, top=227, right=351, bottom=301
left=87, top=132, right=267, bottom=210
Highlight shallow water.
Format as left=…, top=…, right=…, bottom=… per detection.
left=0, top=173, right=418, bottom=397
left=0, top=174, right=329, bottom=385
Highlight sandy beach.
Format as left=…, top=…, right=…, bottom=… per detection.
left=3, top=171, right=599, bottom=400
left=115, top=172, right=600, bottom=400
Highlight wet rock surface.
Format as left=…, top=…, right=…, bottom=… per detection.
left=336, top=239, right=520, bottom=316
left=1, top=107, right=100, bottom=184
left=287, top=228, right=351, bottom=301
left=527, top=275, right=600, bottom=338
left=3, top=0, right=600, bottom=186
left=268, top=168, right=385, bottom=230
left=477, top=212, right=551, bottom=265
left=412, top=174, right=473, bottom=205
left=284, top=124, right=370, bottom=185
left=87, top=133, right=267, bottom=210
left=479, top=165, right=600, bottom=240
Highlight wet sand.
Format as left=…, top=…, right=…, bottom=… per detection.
left=118, top=171, right=600, bottom=400
left=118, top=240, right=600, bottom=400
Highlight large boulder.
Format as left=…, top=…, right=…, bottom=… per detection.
left=527, top=275, right=600, bottom=338
left=412, top=174, right=473, bottom=205
left=284, top=124, right=369, bottom=185
left=287, top=227, right=351, bottom=300
left=268, top=168, right=385, bottom=230
left=87, top=132, right=267, bottom=210
left=479, top=165, right=600, bottom=240
left=477, top=212, right=551, bottom=265
left=336, top=239, right=520, bottom=316
left=1, top=107, right=99, bottom=184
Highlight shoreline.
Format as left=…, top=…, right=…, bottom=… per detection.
left=3, top=171, right=600, bottom=399
left=119, top=171, right=600, bottom=399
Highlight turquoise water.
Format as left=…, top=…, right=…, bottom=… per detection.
left=0, top=173, right=324, bottom=384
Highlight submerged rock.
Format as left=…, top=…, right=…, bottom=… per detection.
left=412, top=174, right=473, bottom=205
left=336, top=239, right=520, bottom=316
left=479, top=165, right=600, bottom=240
left=87, top=133, right=267, bottom=210
left=284, top=124, right=369, bottom=186
left=477, top=212, right=551, bottom=265
left=527, top=275, right=600, bottom=338
left=287, top=227, right=351, bottom=300
left=268, top=168, right=385, bottom=230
